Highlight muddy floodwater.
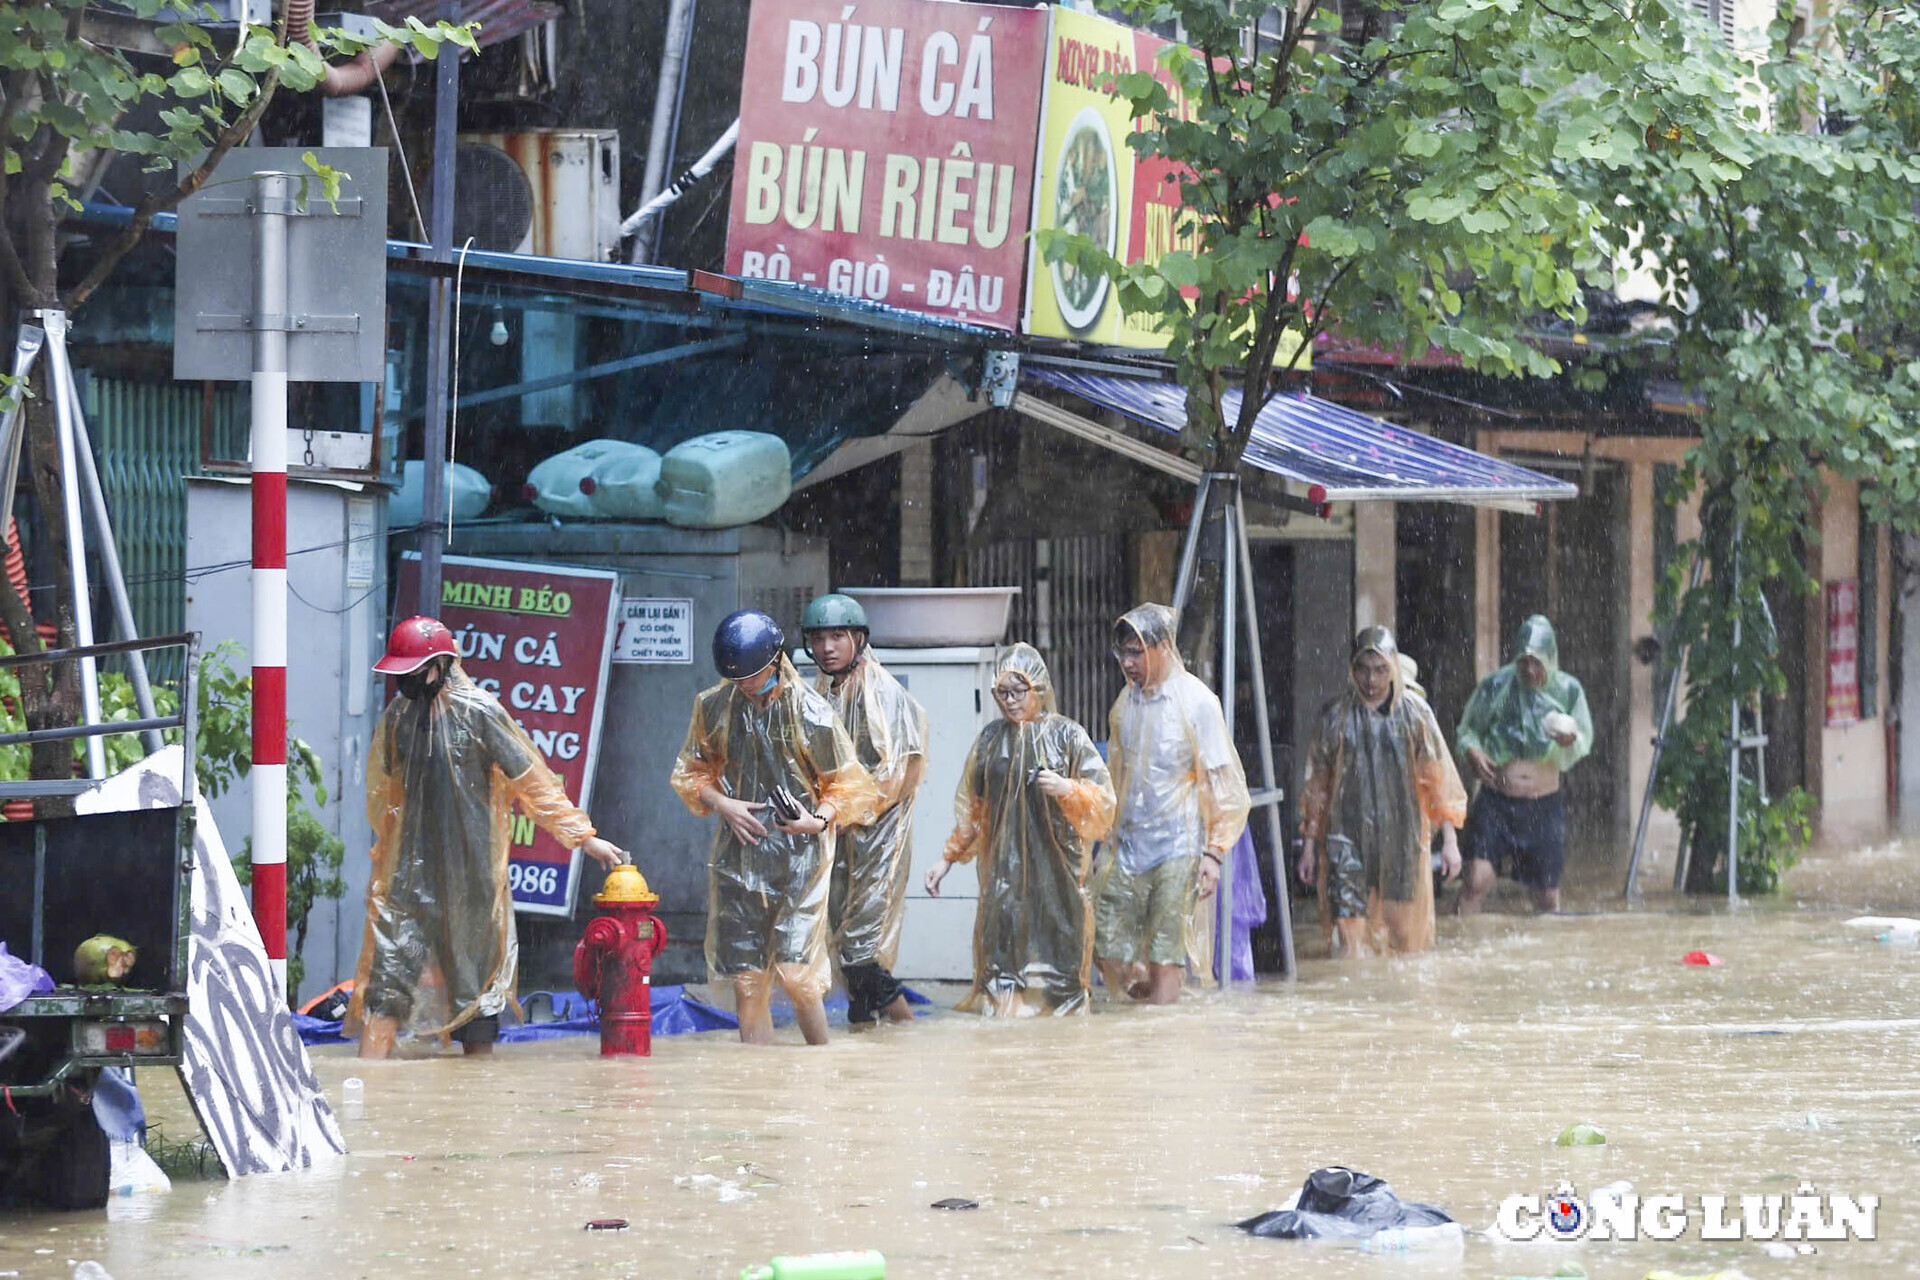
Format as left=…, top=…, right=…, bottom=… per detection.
left=6, top=847, right=1920, bottom=1279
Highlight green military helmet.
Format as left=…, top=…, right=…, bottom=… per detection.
left=801, top=592, right=869, bottom=634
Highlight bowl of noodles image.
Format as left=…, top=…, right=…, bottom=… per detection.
left=1049, top=106, right=1118, bottom=334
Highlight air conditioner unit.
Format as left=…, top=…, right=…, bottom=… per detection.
left=453, top=129, right=621, bottom=262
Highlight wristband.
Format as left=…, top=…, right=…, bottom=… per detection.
left=1202, top=851, right=1223, bottom=866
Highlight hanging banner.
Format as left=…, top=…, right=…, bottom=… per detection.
left=393, top=554, right=620, bottom=916
left=1826, top=578, right=1861, bottom=727
left=723, top=0, right=1049, bottom=330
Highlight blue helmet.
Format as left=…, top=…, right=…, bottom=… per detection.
left=712, top=609, right=785, bottom=679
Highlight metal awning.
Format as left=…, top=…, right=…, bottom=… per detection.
left=1027, top=368, right=1577, bottom=509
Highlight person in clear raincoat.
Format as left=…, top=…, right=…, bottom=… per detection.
left=1093, top=603, right=1250, bottom=1004
left=671, top=609, right=880, bottom=1046
left=925, top=644, right=1115, bottom=1016
left=1296, top=626, right=1467, bottom=958
left=801, top=593, right=929, bottom=1026
left=347, top=617, right=626, bottom=1059
left=1454, top=613, right=1593, bottom=914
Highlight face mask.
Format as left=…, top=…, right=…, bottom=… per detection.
left=399, top=661, right=447, bottom=701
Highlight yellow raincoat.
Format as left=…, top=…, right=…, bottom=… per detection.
left=671, top=655, right=880, bottom=1000
left=816, top=655, right=928, bottom=975
left=1300, top=628, right=1468, bottom=957
left=347, top=661, right=595, bottom=1040
left=944, top=644, right=1115, bottom=1016
left=1095, top=604, right=1251, bottom=971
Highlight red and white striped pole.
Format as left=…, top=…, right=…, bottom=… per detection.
left=250, top=170, right=290, bottom=1001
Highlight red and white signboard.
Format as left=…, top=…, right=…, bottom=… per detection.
left=393, top=553, right=619, bottom=916
left=1826, top=578, right=1860, bottom=727
left=724, top=0, right=1049, bottom=330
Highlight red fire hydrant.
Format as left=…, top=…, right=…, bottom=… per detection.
left=572, top=863, right=667, bottom=1057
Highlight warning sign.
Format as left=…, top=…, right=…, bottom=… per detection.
left=613, top=598, right=694, bottom=665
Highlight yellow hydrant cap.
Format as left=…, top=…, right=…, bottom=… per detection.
left=594, top=862, right=658, bottom=905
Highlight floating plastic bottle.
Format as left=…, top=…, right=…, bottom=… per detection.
left=739, top=1250, right=885, bottom=1280
left=657, top=431, right=792, bottom=529
left=341, top=1077, right=365, bottom=1121
left=1358, top=1222, right=1465, bottom=1254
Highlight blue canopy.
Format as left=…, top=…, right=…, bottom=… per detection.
left=1028, top=368, right=1576, bottom=507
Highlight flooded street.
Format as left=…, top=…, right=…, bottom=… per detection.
left=6, top=848, right=1920, bottom=1279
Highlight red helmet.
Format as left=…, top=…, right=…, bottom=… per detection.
left=374, top=615, right=459, bottom=674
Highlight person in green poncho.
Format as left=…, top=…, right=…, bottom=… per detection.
left=1454, top=614, right=1593, bottom=914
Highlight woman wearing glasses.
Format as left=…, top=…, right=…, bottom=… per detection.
left=925, top=644, right=1115, bottom=1016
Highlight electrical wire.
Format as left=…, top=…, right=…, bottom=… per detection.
left=449, top=236, right=476, bottom=540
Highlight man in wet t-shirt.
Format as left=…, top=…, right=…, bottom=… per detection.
left=1454, top=614, right=1593, bottom=914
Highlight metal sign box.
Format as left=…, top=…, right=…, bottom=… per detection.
left=173, top=146, right=388, bottom=383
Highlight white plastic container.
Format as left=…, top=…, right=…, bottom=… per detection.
left=390, top=459, right=491, bottom=529
left=341, top=1076, right=365, bottom=1121
left=526, top=439, right=655, bottom=519
left=843, top=587, right=1021, bottom=647
left=588, top=445, right=665, bottom=520
left=656, top=431, right=792, bottom=529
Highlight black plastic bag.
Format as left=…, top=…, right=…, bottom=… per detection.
left=1236, top=1167, right=1454, bottom=1240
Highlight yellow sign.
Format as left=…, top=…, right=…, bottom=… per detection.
left=1022, top=10, right=1307, bottom=368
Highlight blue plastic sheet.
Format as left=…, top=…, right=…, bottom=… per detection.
left=291, top=984, right=933, bottom=1045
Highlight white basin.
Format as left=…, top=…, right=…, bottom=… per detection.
left=842, top=587, right=1020, bottom=647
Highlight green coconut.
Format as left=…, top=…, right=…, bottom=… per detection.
left=1554, top=1122, right=1607, bottom=1147
left=74, top=934, right=137, bottom=984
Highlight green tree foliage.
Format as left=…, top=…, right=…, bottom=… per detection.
left=1037, top=0, right=1743, bottom=470
left=1600, top=5, right=1920, bottom=889
left=0, top=2, right=473, bottom=781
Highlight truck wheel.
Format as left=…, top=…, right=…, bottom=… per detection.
left=38, top=1105, right=110, bottom=1211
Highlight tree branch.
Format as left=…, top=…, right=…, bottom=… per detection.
left=63, top=65, right=283, bottom=311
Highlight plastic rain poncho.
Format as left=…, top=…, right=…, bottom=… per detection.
left=347, top=661, right=596, bottom=1040
left=944, top=644, right=1115, bottom=1016
left=1098, top=603, right=1250, bottom=972
left=1299, top=629, right=1467, bottom=957
left=671, top=655, right=880, bottom=1000
left=816, top=655, right=928, bottom=973
left=1454, top=614, right=1594, bottom=774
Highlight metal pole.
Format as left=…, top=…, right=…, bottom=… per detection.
left=634, top=0, right=697, bottom=264
left=1624, top=551, right=1706, bottom=898
left=40, top=312, right=105, bottom=778
left=417, top=0, right=460, bottom=614
left=1171, top=474, right=1213, bottom=616
left=0, top=326, right=44, bottom=511
left=250, top=171, right=292, bottom=1000
left=1217, top=477, right=1238, bottom=988
left=1726, top=519, right=1743, bottom=906
left=1235, top=494, right=1296, bottom=977
left=63, top=378, right=162, bottom=752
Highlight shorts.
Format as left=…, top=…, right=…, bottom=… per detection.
left=1464, top=788, right=1566, bottom=890
left=1094, top=853, right=1198, bottom=967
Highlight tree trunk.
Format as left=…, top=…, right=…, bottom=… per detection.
left=19, top=358, right=82, bottom=788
